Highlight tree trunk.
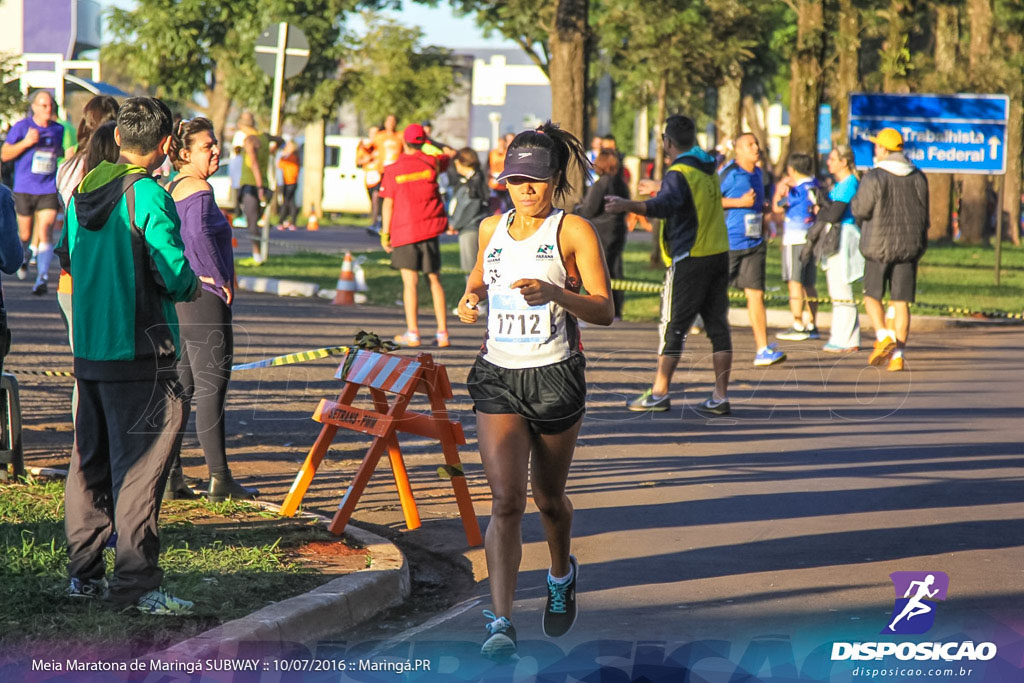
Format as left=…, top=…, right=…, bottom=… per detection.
left=960, top=0, right=993, bottom=244
left=927, top=174, right=952, bottom=242
left=653, top=74, right=667, bottom=180
left=927, top=3, right=959, bottom=241
left=549, top=0, right=588, bottom=208
left=934, top=4, right=958, bottom=77
left=302, top=119, right=325, bottom=220
left=958, top=176, right=988, bottom=244
left=834, top=0, right=861, bottom=140
left=1002, top=95, right=1022, bottom=245
left=881, top=0, right=912, bottom=93
left=789, top=0, right=825, bottom=162
left=203, top=66, right=233, bottom=144
left=741, top=94, right=768, bottom=151
left=1000, top=32, right=1022, bottom=246
left=716, top=61, right=742, bottom=146
left=651, top=75, right=667, bottom=269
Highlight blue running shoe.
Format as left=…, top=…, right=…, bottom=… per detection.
left=754, top=346, right=787, bottom=366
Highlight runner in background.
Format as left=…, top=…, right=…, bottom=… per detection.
left=357, top=126, right=380, bottom=229
left=236, top=112, right=270, bottom=263
left=0, top=91, right=64, bottom=294
left=458, top=122, right=612, bottom=659
left=370, top=115, right=404, bottom=234
left=276, top=138, right=300, bottom=231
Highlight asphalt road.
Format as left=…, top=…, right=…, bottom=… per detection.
left=7, top=249, right=1023, bottom=682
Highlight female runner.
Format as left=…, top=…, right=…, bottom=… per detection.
left=457, top=122, right=613, bottom=658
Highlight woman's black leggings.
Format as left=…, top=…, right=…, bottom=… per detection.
left=172, top=288, right=233, bottom=478
left=280, top=184, right=299, bottom=224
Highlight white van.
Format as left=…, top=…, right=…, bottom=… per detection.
left=322, top=134, right=372, bottom=215
left=208, top=134, right=372, bottom=216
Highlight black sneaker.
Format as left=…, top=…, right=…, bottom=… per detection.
left=543, top=555, right=578, bottom=637
left=627, top=389, right=670, bottom=412
left=695, top=396, right=731, bottom=416
left=67, top=577, right=108, bottom=600
left=31, top=281, right=48, bottom=296
left=481, top=610, right=517, bottom=660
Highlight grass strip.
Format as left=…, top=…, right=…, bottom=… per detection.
left=235, top=238, right=1024, bottom=322
left=1, top=479, right=359, bottom=661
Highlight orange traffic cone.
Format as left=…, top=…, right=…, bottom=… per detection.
left=333, top=251, right=357, bottom=305
left=307, top=214, right=320, bottom=231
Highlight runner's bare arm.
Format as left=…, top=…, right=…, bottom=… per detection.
left=1, top=129, right=39, bottom=162
left=513, top=214, right=613, bottom=326
left=458, top=214, right=502, bottom=323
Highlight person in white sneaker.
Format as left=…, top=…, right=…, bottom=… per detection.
left=851, top=128, right=929, bottom=372
left=719, top=133, right=785, bottom=367
left=772, top=153, right=821, bottom=341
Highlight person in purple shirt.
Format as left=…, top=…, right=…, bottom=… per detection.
left=1, top=91, right=63, bottom=294
left=0, top=185, right=25, bottom=374
left=165, top=117, right=255, bottom=503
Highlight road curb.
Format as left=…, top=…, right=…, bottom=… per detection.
left=239, top=274, right=1013, bottom=331
left=237, top=276, right=320, bottom=298
left=154, top=503, right=410, bottom=661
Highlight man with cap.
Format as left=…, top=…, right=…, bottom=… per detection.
left=851, top=127, right=929, bottom=372
left=380, top=123, right=451, bottom=348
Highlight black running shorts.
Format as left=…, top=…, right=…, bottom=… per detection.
left=467, top=354, right=586, bottom=434
left=14, top=192, right=60, bottom=216
left=391, top=237, right=442, bottom=274
left=863, top=259, right=918, bottom=302
left=728, top=241, right=767, bottom=291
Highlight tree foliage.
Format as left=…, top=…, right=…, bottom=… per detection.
left=0, top=54, right=25, bottom=123
left=103, top=0, right=363, bottom=131
left=344, top=12, right=457, bottom=127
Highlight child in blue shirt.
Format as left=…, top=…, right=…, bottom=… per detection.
left=772, top=153, right=821, bottom=340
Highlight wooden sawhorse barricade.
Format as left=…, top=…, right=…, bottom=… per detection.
left=280, top=350, right=482, bottom=547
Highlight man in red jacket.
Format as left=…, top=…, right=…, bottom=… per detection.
left=380, top=123, right=450, bottom=348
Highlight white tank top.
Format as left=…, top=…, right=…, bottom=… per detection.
left=481, top=209, right=580, bottom=369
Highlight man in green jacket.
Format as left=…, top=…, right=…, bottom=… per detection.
left=58, top=97, right=199, bottom=614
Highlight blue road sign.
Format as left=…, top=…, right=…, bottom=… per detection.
left=848, top=93, right=1008, bottom=175
left=818, top=104, right=833, bottom=155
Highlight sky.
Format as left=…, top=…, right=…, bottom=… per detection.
left=100, top=0, right=518, bottom=50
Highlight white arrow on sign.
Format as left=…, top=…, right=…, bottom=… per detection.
left=988, top=136, right=1001, bottom=160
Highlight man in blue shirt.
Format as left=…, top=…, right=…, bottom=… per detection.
left=720, top=133, right=785, bottom=366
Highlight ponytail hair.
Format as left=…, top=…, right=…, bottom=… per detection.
left=506, top=120, right=591, bottom=201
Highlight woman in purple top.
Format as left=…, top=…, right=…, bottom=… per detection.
left=165, top=117, right=255, bottom=502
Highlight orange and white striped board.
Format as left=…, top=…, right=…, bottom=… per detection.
left=280, top=349, right=482, bottom=547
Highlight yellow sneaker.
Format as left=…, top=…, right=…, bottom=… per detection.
left=887, top=355, right=905, bottom=372
left=868, top=338, right=896, bottom=366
